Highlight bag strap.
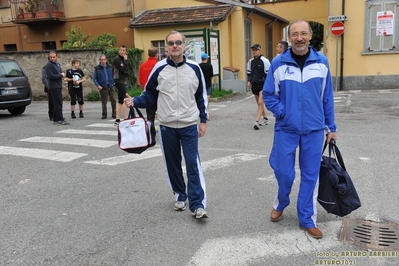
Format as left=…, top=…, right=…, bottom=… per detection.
left=128, top=106, right=145, bottom=119
left=329, top=141, right=346, bottom=171
left=323, top=139, right=347, bottom=171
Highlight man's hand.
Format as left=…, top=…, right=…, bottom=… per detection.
left=327, top=132, right=337, bottom=144
left=124, top=93, right=133, bottom=107
left=198, top=123, right=206, bottom=138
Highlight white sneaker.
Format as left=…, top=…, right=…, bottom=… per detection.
left=192, top=208, right=209, bottom=219
left=253, top=121, right=260, bottom=130
left=260, top=117, right=269, bottom=126
left=174, top=201, right=186, bottom=211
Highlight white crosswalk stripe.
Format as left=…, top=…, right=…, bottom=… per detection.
left=0, top=146, right=87, bottom=162
left=84, top=148, right=163, bottom=165
left=19, top=136, right=117, bottom=148
left=57, top=129, right=117, bottom=136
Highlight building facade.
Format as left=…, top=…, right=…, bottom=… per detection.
left=1, top=0, right=398, bottom=92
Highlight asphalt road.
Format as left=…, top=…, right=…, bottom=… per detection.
left=1, top=89, right=399, bottom=266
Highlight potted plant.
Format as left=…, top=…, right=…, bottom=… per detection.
left=17, top=6, right=24, bottom=19
left=24, top=0, right=37, bottom=19
left=50, top=0, right=64, bottom=17
left=36, top=0, right=49, bottom=18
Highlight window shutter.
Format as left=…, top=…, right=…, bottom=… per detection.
left=382, top=2, right=396, bottom=50
left=369, top=3, right=382, bottom=51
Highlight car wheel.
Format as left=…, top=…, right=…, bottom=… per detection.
left=8, top=106, right=26, bottom=115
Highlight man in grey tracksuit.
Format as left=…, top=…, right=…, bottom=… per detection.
left=124, top=30, right=209, bottom=219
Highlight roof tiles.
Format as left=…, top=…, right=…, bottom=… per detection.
left=129, top=5, right=235, bottom=28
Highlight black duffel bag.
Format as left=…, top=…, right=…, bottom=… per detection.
left=318, top=139, right=361, bottom=217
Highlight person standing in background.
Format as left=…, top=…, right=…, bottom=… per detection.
left=41, top=56, right=53, bottom=121
left=138, top=47, right=159, bottom=122
left=161, top=47, right=169, bottom=60
left=276, top=41, right=289, bottom=57
left=44, top=50, right=69, bottom=125
left=93, top=55, right=116, bottom=119
left=263, top=20, right=337, bottom=239
left=66, top=59, right=85, bottom=119
left=113, top=45, right=129, bottom=125
left=247, top=44, right=270, bottom=130
left=199, top=53, right=213, bottom=120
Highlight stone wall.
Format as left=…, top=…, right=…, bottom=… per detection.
left=1, top=50, right=103, bottom=100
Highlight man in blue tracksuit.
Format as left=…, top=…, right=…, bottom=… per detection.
left=263, top=20, right=337, bottom=239
left=124, top=30, right=209, bottom=219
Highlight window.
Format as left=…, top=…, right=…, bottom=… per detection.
left=266, top=24, right=273, bottom=60
left=0, top=0, right=10, bottom=7
left=42, top=41, right=56, bottom=50
left=244, top=17, right=252, bottom=63
left=4, top=44, right=17, bottom=51
left=151, top=40, right=166, bottom=61
left=365, top=1, right=399, bottom=52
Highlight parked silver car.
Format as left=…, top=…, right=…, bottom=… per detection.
left=0, top=59, right=32, bottom=115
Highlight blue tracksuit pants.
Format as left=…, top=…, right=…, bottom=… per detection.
left=158, top=124, right=207, bottom=212
left=269, top=130, right=324, bottom=228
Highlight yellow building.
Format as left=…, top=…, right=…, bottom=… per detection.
left=130, top=0, right=290, bottom=92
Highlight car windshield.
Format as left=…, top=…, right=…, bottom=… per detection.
left=0, top=61, right=24, bottom=78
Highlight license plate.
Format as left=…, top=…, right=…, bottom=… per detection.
left=1, top=88, right=19, bottom=95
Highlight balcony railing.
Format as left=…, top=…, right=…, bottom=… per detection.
left=10, top=0, right=65, bottom=23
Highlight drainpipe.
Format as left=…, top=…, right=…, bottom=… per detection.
left=339, top=0, right=345, bottom=90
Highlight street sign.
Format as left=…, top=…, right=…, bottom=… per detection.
left=328, top=15, right=348, bottom=22
left=331, top=21, right=345, bottom=36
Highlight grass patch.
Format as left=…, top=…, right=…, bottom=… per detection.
left=211, top=89, right=233, bottom=98
left=87, top=90, right=100, bottom=101
left=127, top=87, right=143, bottom=97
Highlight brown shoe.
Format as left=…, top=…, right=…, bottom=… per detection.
left=301, top=227, right=323, bottom=239
left=270, top=209, right=283, bottom=222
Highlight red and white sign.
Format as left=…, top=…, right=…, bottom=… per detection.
left=377, top=10, right=394, bottom=36
left=331, top=21, right=345, bottom=36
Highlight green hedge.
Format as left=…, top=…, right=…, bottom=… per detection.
left=102, top=48, right=143, bottom=90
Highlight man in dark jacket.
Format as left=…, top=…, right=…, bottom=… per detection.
left=246, top=44, right=270, bottom=130
left=41, top=57, right=53, bottom=121
left=44, top=50, right=69, bottom=125
left=113, top=45, right=129, bottom=125
left=93, top=55, right=116, bottom=119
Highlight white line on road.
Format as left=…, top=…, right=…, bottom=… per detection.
left=201, top=153, right=267, bottom=172
left=86, top=123, right=117, bottom=128
left=0, top=146, right=87, bottom=162
left=84, top=148, right=163, bottom=165
left=187, top=221, right=343, bottom=266
left=19, top=137, right=117, bottom=148
left=57, top=129, right=117, bottom=136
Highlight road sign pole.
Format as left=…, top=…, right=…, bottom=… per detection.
left=330, top=21, right=345, bottom=91
left=335, top=37, right=338, bottom=91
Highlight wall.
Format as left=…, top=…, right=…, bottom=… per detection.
left=0, top=0, right=134, bottom=52
left=1, top=50, right=103, bottom=99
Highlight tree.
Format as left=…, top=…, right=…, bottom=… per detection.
left=62, top=26, right=91, bottom=49
left=309, top=22, right=324, bottom=51
left=88, top=33, right=117, bottom=49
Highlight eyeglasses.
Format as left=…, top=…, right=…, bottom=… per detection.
left=167, top=40, right=184, bottom=46
left=290, top=32, right=310, bottom=38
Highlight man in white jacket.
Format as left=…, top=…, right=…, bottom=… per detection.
left=124, top=30, right=209, bottom=219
